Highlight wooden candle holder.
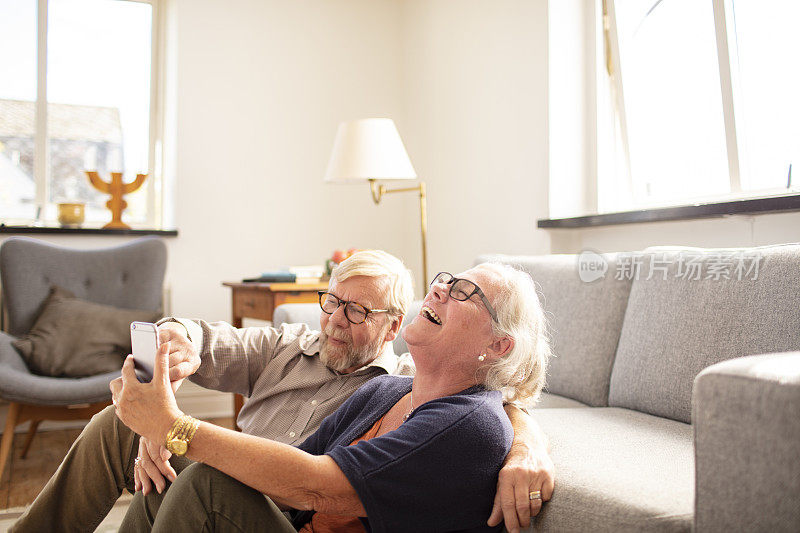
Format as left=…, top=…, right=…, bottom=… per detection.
left=85, top=171, right=148, bottom=229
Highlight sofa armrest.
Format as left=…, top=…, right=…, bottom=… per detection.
left=273, top=304, right=321, bottom=330
left=693, top=352, right=800, bottom=532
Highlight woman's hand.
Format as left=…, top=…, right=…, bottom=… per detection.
left=134, top=436, right=176, bottom=495
left=110, top=343, right=183, bottom=446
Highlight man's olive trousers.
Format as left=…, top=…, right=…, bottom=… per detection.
left=11, top=406, right=296, bottom=532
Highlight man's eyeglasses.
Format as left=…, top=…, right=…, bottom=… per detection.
left=430, top=272, right=499, bottom=322
left=318, top=292, right=389, bottom=325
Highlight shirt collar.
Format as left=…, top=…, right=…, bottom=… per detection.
left=353, top=341, right=399, bottom=375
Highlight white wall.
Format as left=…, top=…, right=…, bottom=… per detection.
left=3, top=0, right=417, bottom=319
left=548, top=0, right=597, bottom=219
left=549, top=211, right=800, bottom=253
left=400, top=0, right=552, bottom=275
left=168, top=0, right=418, bottom=317
left=166, top=0, right=555, bottom=306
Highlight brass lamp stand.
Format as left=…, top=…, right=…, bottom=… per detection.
left=368, top=179, right=428, bottom=284
left=324, top=118, right=426, bottom=284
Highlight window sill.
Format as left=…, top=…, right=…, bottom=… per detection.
left=0, top=224, right=178, bottom=237
left=537, top=194, right=800, bottom=229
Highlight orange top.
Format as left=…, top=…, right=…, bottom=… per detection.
left=298, top=414, right=386, bottom=533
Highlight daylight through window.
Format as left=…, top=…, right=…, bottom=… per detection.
left=600, top=0, right=799, bottom=212
left=0, top=0, right=160, bottom=226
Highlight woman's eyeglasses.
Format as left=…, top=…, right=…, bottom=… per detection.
left=429, top=272, right=498, bottom=322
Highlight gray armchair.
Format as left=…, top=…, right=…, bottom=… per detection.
left=0, top=236, right=167, bottom=481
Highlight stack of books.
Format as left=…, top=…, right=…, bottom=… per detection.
left=243, top=265, right=325, bottom=284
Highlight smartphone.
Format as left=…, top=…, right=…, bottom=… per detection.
left=130, top=321, right=160, bottom=383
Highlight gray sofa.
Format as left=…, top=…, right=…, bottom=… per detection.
left=274, top=244, right=800, bottom=532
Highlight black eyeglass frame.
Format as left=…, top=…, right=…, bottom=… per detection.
left=317, top=291, right=389, bottom=325
left=429, top=271, right=499, bottom=323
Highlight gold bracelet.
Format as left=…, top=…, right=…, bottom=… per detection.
left=177, top=416, right=192, bottom=439
left=173, top=416, right=191, bottom=441
left=177, top=416, right=192, bottom=441
left=166, top=416, right=190, bottom=455
left=186, top=418, right=199, bottom=442
left=165, top=415, right=199, bottom=456
left=166, top=415, right=189, bottom=442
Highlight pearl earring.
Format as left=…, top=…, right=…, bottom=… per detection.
left=478, top=354, right=486, bottom=362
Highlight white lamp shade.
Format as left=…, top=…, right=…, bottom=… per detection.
left=324, top=118, right=417, bottom=182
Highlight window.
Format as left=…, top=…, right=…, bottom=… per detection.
left=599, top=0, right=799, bottom=212
left=0, top=0, right=164, bottom=227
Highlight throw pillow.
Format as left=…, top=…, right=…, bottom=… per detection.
left=12, top=286, right=161, bottom=378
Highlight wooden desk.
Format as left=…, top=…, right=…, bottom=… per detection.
left=223, top=281, right=328, bottom=425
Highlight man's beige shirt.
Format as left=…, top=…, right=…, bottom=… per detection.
left=166, top=318, right=412, bottom=446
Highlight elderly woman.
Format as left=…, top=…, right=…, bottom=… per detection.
left=111, top=262, right=550, bottom=532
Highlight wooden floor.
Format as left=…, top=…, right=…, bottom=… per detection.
left=0, top=416, right=235, bottom=511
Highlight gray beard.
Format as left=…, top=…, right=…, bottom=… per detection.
left=319, top=327, right=386, bottom=373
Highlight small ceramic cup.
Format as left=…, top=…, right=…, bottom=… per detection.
left=57, top=202, right=85, bottom=226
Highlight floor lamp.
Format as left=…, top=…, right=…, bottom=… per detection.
left=324, top=118, right=428, bottom=284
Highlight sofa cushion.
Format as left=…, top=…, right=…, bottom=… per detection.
left=528, top=407, right=694, bottom=532
left=476, top=254, right=633, bottom=406
left=608, top=244, right=800, bottom=423
left=534, top=392, right=588, bottom=409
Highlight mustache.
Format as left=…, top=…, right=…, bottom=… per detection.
left=322, top=326, right=351, bottom=343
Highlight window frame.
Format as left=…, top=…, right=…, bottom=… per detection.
left=542, top=0, right=800, bottom=228
left=600, top=0, right=797, bottom=211
left=25, top=0, right=166, bottom=228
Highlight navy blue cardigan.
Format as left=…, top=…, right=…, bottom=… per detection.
left=295, top=375, right=512, bottom=533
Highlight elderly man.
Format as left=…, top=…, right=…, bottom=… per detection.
left=12, top=251, right=553, bottom=533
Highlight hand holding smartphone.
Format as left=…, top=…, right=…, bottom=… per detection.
left=130, top=322, right=160, bottom=383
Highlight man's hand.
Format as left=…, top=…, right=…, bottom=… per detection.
left=134, top=436, right=176, bottom=495
left=489, top=405, right=555, bottom=533
left=158, top=323, right=201, bottom=393
left=488, top=442, right=555, bottom=532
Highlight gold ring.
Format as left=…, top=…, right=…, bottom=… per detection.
left=134, top=457, right=142, bottom=467
left=529, top=490, right=542, bottom=500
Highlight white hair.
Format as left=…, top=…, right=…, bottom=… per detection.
left=331, top=250, right=414, bottom=320
left=477, top=262, right=551, bottom=405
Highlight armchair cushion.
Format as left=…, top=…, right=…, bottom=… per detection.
left=12, top=286, right=160, bottom=377
left=0, top=332, right=119, bottom=405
